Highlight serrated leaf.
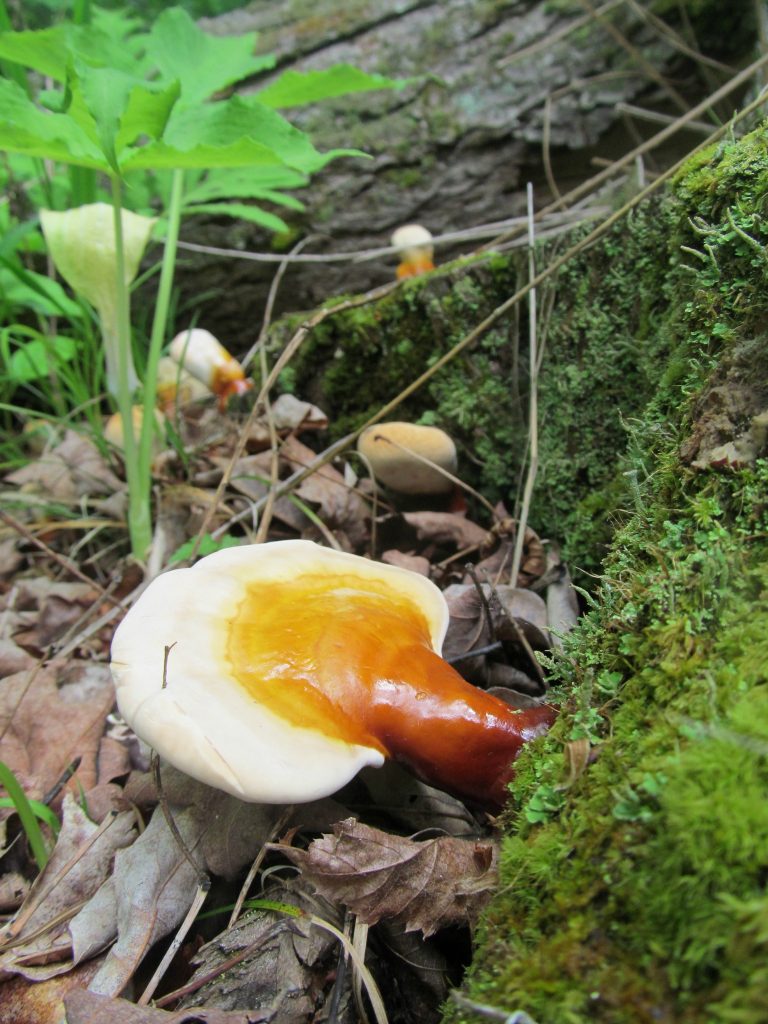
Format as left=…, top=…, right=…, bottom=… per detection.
left=123, top=95, right=362, bottom=172
left=182, top=201, right=290, bottom=232
left=67, top=62, right=180, bottom=172
left=0, top=25, right=71, bottom=80
left=276, top=817, right=499, bottom=937
left=183, top=166, right=307, bottom=206
left=143, top=6, right=275, bottom=109
left=0, top=78, right=105, bottom=168
left=255, top=63, right=408, bottom=109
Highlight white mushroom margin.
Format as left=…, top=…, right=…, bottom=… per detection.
left=110, top=540, right=450, bottom=803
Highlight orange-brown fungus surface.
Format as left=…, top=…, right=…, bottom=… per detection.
left=228, top=572, right=433, bottom=750
left=227, top=571, right=557, bottom=809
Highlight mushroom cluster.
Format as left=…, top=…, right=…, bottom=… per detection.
left=111, top=540, right=554, bottom=810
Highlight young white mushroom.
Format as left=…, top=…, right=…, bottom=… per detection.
left=169, top=329, right=252, bottom=410
left=110, top=540, right=555, bottom=808
left=357, top=422, right=457, bottom=494
left=391, top=224, right=435, bottom=279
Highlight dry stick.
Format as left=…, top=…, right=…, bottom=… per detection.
left=0, top=509, right=123, bottom=607
left=497, top=0, right=624, bottom=67
left=576, top=0, right=690, bottom=114
left=154, top=920, right=290, bottom=1008
left=193, top=280, right=398, bottom=555
left=3, top=811, right=119, bottom=942
left=616, top=101, right=714, bottom=134
left=137, top=877, right=211, bottom=1007
left=542, top=94, right=564, bottom=210
left=625, top=0, right=735, bottom=75
left=484, top=51, right=768, bottom=250
left=510, top=185, right=539, bottom=590
left=249, top=239, right=317, bottom=545
left=151, top=643, right=207, bottom=885
left=450, top=990, right=539, bottom=1024
left=228, top=804, right=294, bottom=929
left=212, top=85, right=768, bottom=543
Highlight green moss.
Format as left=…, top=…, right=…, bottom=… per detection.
left=446, top=121, right=768, bottom=1024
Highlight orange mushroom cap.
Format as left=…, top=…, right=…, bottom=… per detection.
left=110, top=541, right=555, bottom=808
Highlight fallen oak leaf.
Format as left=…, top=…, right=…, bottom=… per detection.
left=271, top=817, right=498, bottom=937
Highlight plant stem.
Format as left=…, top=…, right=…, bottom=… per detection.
left=111, top=175, right=152, bottom=561
left=138, top=168, right=184, bottom=493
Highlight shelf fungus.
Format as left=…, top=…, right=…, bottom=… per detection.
left=391, top=224, right=435, bottom=279
left=169, top=329, right=252, bottom=409
left=110, top=540, right=555, bottom=809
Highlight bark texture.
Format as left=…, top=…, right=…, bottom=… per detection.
left=169, top=0, right=752, bottom=345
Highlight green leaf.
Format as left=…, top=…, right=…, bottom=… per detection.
left=8, top=335, right=78, bottom=382
left=168, top=532, right=241, bottom=564
left=0, top=78, right=105, bottom=168
left=0, top=261, right=83, bottom=318
left=182, top=201, right=290, bottom=233
left=0, top=797, right=60, bottom=836
left=0, top=761, right=51, bottom=870
left=255, top=64, right=408, bottom=109
left=123, top=96, right=363, bottom=172
left=183, top=166, right=307, bottom=207
left=142, top=6, right=275, bottom=109
left=67, top=62, right=180, bottom=173
left=0, top=25, right=71, bottom=80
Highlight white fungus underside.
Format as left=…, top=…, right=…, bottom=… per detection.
left=111, top=540, right=449, bottom=803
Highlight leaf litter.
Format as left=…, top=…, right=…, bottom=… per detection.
left=0, top=365, right=574, bottom=1023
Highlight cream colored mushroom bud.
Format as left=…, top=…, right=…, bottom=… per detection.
left=358, top=422, right=457, bottom=494
left=104, top=405, right=165, bottom=452
left=391, top=224, right=435, bottom=279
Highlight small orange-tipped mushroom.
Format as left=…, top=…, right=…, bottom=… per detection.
left=391, top=224, right=435, bottom=279
left=169, top=329, right=252, bottom=410
left=110, top=540, right=555, bottom=809
left=358, top=422, right=457, bottom=494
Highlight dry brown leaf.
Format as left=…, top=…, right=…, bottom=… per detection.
left=179, top=880, right=339, bottom=1018
left=402, top=511, right=490, bottom=553
left=270, top=394, right=328, bottom=433
left=65, top=988, right=265, bottom=1023
left=275, top=817, right=498, bottom=937
left=358, top=763, right=477, bottom=835
left=82, top=769, right=286, bottom=997
left=5, top=431, right=123, bottom=504
left=281, top=435, right=369, bottom=547
left=0, top=640, right=35, bottom=679
left=0, top=660, right=115, bottom=800
left=0, top=958, right=103, bottom=1024
left=380, top=549, right=431, bottom=575
left=0, top=797, right=135, bottom=982
left=0, top=537, right=24, bottom=579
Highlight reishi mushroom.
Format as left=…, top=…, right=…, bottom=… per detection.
left=357, top=422, right=457, bottom=494
left=169, top=329, right=252, bottom=410
left=391, top=224, right=435, bottom=279
left=110, top=540, right=555, bottom=810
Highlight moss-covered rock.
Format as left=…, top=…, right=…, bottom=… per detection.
left=446, top=121, right=768, bottom=1024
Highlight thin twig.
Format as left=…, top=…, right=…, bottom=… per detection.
left=450, top=990, right=539, bottom=1024
left=484, top=52, right=768, bottom=250
left=3, top=811, right=119, bottom=943
left=0, top=509, right=122, bottom=607
left=228, top=805, right=294, bottom=929
left=150, top=643, right=207, bottom=886
left=212, top=87, right=768, bottom=543
left=510, top=184, right=539, bottom=589
left=137, top=876, right=210, bottom=1006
